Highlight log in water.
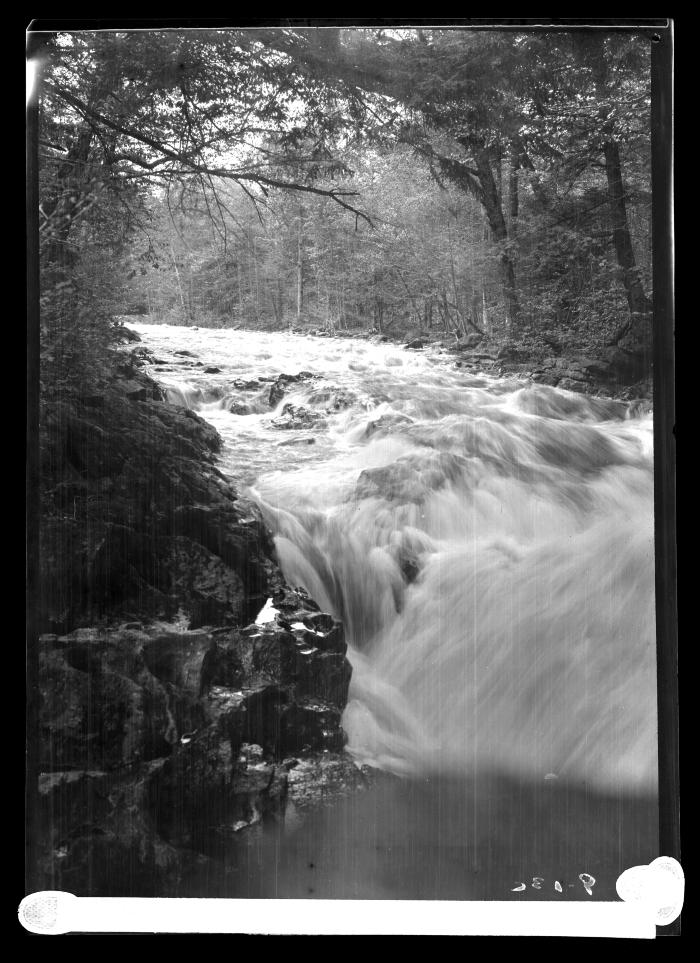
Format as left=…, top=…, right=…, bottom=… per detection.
left=134, top=323, right=658, bottom=898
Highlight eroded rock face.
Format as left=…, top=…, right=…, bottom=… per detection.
left=34, top=586, right=362, bottom=896
left=39, top=367, right=273, bottom=634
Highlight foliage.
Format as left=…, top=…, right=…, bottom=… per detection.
left=34, top=27, right=654, bottom=361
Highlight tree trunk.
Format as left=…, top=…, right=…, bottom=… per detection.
left=603, top=139, right=653, bottom=335
left=473, top=147, right=520, bottom=328
left=296, top=203, right=303, bottom=323
left=508, top=154, right=519, bottom=226
left=169, top=240, right=187, bottom=322
left=590, top=34, right=652, bottom=355
left=42, top=123, right=94, bottom=274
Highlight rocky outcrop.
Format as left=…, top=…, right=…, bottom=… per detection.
left=35, top=585, right=370, bottom=896
left=39, top=359, right=277, bottom=633
left=447, top=338, right=652, bottom=401
left=34, top=352, right=378, bottom=896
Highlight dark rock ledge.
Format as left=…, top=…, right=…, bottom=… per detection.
left=35, top=356, right=377, bottom=896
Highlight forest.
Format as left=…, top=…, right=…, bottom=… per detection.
left=35, top=27, right=653, bottom=374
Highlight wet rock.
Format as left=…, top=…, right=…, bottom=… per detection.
left=405, top=338, right=426, bottom=350
left=271, top=404, right=327, bottom=430
left=557, top=377, right=590, bottom=393
left=531, top=371, right=561, bottom=386
left=142, top=630, right=219, bottom=698
left=290, top=645, right=353, bottom=707
left=299, top=613, right=346, bottom=655
left=230, top=751, right=288, bottom=832
left=148, top=727, right=241, bottom=849
left=204, top=366, right=221, bottom=374
left=398, top=555, right=420, bottom=584
left=160, top=537, right=246, bottom=628
left=228, top=401, right=254, bottom=415
left=306, top=386, right=356, bottom=410
left=268, top=371, right=317, bottom=407
left=274, top=585, right=321, bottom=614
left=232, top=377, right=270, bottom=390
left=279, top=702, right=345, bottom=753
left=174, top=350, right=197, bottom=357
left=39, top=631, right=175, bottom=770
left=558, top=361, right=593, bottom=381
left=285, top=752, right=379, bottom=819
left=277, top=436, right=316, bottom=446
left=36, top=759, right=193, bottom=897
left=39, top=367, right=266, bottom=631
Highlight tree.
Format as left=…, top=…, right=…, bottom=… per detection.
left=250, top=27, right=652, bottom=349
left=35, top=27, right=653, bottom=358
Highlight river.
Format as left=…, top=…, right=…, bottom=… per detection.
left=131, top=322, right=659, bottom=900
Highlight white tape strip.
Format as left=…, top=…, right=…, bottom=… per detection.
left=18, top=894, right=655, bottom=937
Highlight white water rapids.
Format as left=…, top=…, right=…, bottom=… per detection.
left=132, top=323, right=657, bottom=796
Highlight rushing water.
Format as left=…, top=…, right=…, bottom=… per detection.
left=132, top=322, right=659, bottom=899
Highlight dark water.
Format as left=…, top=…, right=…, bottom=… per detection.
left=134, top=324, right=659, bottom=901
left=181, top=773, right=657, bottom=901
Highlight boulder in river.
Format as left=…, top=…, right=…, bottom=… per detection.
left=271, top=404, right=327, bottom=430
left=268, top=371, right=318, bottom=407
left=228, top=401, right=254, bottom=416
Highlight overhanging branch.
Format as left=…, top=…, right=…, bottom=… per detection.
left=44, top=80, right=374, bottom=227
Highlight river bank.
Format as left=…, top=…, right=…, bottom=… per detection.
left=294, top=323, right=653, bottom=403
